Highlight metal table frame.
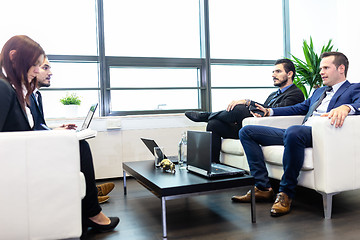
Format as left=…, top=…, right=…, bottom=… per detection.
left=123, top=161, right=255, bottom=239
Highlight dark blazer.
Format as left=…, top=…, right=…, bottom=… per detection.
left=264, top=84, right=305, bottom=108
left=0, top=78, right=31, bottom=132
left=273, top=80, right=360, bottom=116
left=248, top=84, right=305, bottom=114
left=29, top=92, right=47, bottom=130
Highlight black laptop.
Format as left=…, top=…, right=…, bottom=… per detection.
left=186, top=130, right=245, bottom=178
left=140, top=138, right=178, bottom=163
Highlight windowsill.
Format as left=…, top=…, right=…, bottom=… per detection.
left=45, top=113, right=205, bottom=131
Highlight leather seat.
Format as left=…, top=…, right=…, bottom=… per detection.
left=0, top=130, right=85, bottom=239
left=220, top=115, right=360, bottom=219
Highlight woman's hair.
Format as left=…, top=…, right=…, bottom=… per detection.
left=0, top=35, right=45, bottom=110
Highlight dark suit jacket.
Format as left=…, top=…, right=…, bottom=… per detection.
left=248, top=84, right=305, bottom=114
left=209, top=83, right=304, bottom=119
left=273, top=80, right=360, bottom=116
left=263, top=84, right=305, bottom=108
left=29, top=93, right=47, bottom=130
left=0, top=78, right=31, bottom=132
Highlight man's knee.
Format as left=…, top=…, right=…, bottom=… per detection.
left=239, top=125, right=252, bottom=139
left=232, top=104, right=248, bottom=112
left=206, top=119, right=218, bottom=132
left=284, top=125, right=310, bottom=144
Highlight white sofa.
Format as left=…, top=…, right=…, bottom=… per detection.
left=220, top=115, right=360, bottom=219
left=0, top=130, right=85, bottom=240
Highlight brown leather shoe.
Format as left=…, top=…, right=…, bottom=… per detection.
left=270, top=192, right=292, bottom=217
left=231, top=186, right=274, bottom=203
left=97, top=182, right=115, bottom=196
left=98, top=195, right=110, bottom=204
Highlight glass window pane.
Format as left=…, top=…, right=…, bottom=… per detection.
left=104, top=0, right=200, bottom=58
left=41, top=91, right=100, bottom=119
left=111, top=90, right=199, bottom=111
left=0, top=0, right=97, bottom=55
left=289, top=0, right=338, bottom=59
left=211, top=89, right=274, bottom=112
left=209, top=0, right=283, bottom=59
left=48, top=62, right=99, bottom=88
left=211, top=65, right=275, bottom=87
left=110, top=67, right=199, bottom=88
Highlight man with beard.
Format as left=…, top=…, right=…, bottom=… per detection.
left=29, top=58, right=116, bottom=205
left=185, top=59, right=304, bottom=163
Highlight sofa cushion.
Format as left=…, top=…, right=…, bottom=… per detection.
left=221, top=138, right=244, bottom=156
left=262, top=146, right=314, bottom=171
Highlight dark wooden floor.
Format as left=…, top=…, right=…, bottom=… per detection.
left=85, top=178, right=360, bottom=240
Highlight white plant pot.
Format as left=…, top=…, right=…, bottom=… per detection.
left=63, top=105, right=79, bottom=118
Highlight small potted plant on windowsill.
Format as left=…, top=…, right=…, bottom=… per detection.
left=60, top=93, right=81, bottom=118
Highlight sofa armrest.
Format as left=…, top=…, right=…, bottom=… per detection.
left=243, top=115, right=304, bottom=129
left=0, top=130, right=82, bottom=239
left=311, top=116, right=360, bottom=193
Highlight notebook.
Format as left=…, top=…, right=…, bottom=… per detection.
left=140, top=138, right=178, bottom=163
left=186, top=130, right=245, bottom=178
left=75, top=103, right=98, bottom=140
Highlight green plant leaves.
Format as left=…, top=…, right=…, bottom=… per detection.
left=291, top=37, right=336, bottom=99
left=60, top=93, right=81, bottom=105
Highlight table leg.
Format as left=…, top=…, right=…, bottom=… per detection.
left=123, top=170, right=127, bottom=195
left=161, top=197, right=167, bottom=238
left=250, top=185, right=256, bottom=223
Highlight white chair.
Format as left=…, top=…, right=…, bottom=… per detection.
left=220, top=115, right=360, bottom=219
left=0, top=130, right=85, bottom=240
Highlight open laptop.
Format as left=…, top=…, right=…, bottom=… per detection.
left=186, top=130, right=245, bottom=178
left=140, top=138, right=178, bottom=163
left=77, top=103, right=98, bottom=132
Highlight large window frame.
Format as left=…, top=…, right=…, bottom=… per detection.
left=44, top=0, right=290, bottom=117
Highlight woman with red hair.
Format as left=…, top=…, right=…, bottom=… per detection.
left=0, top=35, right=119, bottom=237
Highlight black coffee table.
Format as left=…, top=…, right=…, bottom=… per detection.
left=123, top=160, right=255, bottom=238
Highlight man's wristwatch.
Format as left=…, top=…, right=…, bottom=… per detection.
left=245, top=99, right=251, bottom=107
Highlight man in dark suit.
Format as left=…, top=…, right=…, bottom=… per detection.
left=233, top=52, right=360, bottom=217
left=29, top=58, right=115, bottom=204
left=185, top=59, right=305, bottom=162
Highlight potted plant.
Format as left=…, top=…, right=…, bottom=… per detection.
left=60, top=93, right=81, bottom=117
left=291, top=37, right=336, bottom=99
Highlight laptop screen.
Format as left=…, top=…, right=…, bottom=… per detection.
left=80, top=103, right=98, bottom=130
left=187, top=130, right=212, bottom=172
left=140, top=138, right=169, bottom=159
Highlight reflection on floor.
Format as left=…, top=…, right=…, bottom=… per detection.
left=85, top=178, right=360, bottom=240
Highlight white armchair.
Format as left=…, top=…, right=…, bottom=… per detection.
left=220, top=115, right=360, bottom=219
left=0, top=130, right=85, bottom=240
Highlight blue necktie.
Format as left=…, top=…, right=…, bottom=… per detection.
left=302, top=86, right=332, bottom=124
left=267, top=89, right=281, bottom=107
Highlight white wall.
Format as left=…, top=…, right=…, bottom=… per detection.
left=289, top=0, right=360, bottom=83
left=336, top=0, right=360, bottom=82
left=46, top=114, right=206, bottom=179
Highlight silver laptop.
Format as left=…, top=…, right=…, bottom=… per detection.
left=186, top=130, right=245, bottom=178
left=140, top=138, right=178, bottom=163
left=77, top=103, right=98, bottom=132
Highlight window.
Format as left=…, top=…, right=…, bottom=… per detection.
left=0, top=0, right=289, bottom=117
left=104, top=0, right=200, bottom=58
left=289, top=0, right=338, bottom=58
left=40, top=62, right=100, bottom=118
left=209, top=0, right=283, bottom=60
left=109, top=67, right=200, bottom=111
left=0, top=0, right=97, bottom=55
left=210, top=65, right=276, bottom=111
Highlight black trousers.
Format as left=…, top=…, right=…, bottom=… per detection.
left=206, top=104, right=253, bottom=162
left=79, top=140, right=102, bottom=221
